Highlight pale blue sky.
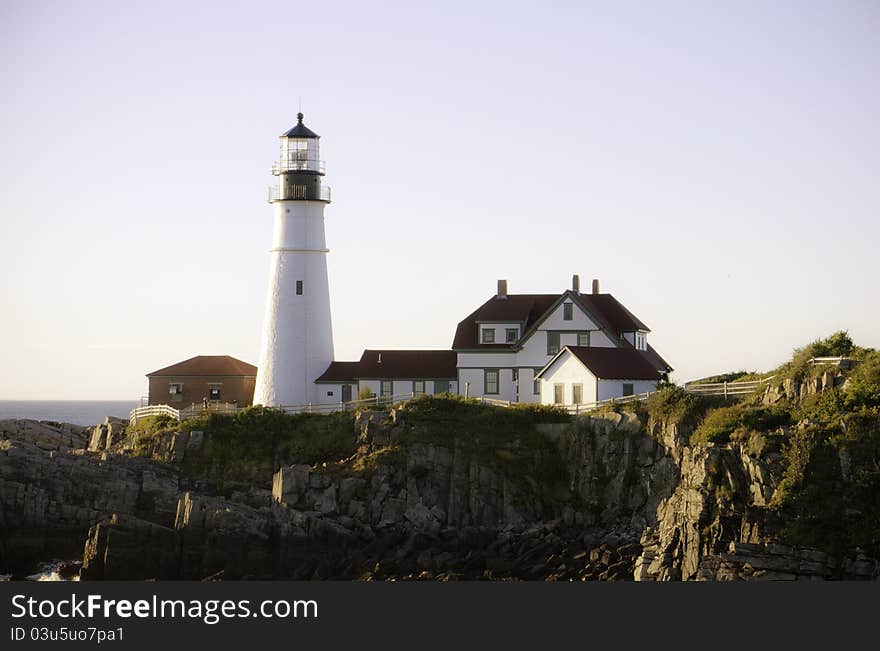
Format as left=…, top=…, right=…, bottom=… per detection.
left=1, top=0, right=878, bottom=399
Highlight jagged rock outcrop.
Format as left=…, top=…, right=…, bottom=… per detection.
left=761, top=371, right=842, bottom=405
left=693, top=542, right=879, bottom=581
left=0, top=419, right=89, bottom=451
left=0, top=427, right=179, bottom=570
left=87, top=417, right=130, bottom=452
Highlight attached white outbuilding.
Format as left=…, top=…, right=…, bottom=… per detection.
left=535, top=346, right=663, bottom=406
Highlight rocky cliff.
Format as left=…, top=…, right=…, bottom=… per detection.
left=2, top=366, right=878, bottom=580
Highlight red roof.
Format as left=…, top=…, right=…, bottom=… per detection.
left=539, top=346, right=662, bottom=380
left=316, top=350, right=457, bottom=383
left=314, top=361, right=361, bottom=383
left=452, top=291, right=650, bottom=350
left=575, top=294, right=649, bottom=333
left=147, top=355, right=257, bottom=377
left=639, top=344, right=672, bottom=373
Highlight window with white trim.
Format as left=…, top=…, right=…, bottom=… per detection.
left=482, top=328, right=496, bottom=344
left=485, top=369, right=499, bottom=395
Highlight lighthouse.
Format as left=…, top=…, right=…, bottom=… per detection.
left=254, top=113, right=334, bottom=407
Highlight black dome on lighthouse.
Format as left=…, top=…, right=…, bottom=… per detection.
left=282, top=113, right=319, bottom=138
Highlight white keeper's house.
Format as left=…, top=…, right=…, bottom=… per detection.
left=312, top=275, right=671, bottom=408
left=451, top=276, right=671, bottom=405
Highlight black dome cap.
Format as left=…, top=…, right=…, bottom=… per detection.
left=282, top=112, right=319, bottom=138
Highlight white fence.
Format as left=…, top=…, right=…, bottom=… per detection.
left=681, top=378, right=772, bottom=398
left=130, top=401, right=240, bottom=424
left=129, top=393, right=425, bottom=423
left=131, top=373, right=787, bottom=425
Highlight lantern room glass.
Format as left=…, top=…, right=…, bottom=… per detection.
left=281, top=137, right=320, bottom=172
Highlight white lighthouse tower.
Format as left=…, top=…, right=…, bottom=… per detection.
left=254, top=113, right=334, bottom=407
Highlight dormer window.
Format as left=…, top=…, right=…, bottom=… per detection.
left=482, top=328, right=496, bottom=344
left=505, top=327, right=518, bottom=343
left=635, top=332, right=647, bottom=351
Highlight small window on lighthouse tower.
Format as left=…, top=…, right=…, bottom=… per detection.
left=296, top=280, right=303, bottom=295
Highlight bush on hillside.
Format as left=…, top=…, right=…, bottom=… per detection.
left=691, top=404, right=791, bottom=446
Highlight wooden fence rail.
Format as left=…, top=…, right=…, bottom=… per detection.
left=131, top=373, right=785, bottom=424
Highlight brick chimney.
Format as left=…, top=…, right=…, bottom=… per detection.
left=572, top=274, right=580, bottom=294
left=496, top=279, right=508, bottom=300
left=592, top=278, right=600, bottom=294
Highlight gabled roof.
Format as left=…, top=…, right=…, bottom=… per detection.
left=452, top=294, right=559, bottom=350
left=147, top=355, right=258, bottom=377
left=282, top=112, right=319, bottom=138
left=316, top=350, right=457, bottom=383
left=452, top=290, right=649, bottom=351
left=536, top=346, right=662, bottom=381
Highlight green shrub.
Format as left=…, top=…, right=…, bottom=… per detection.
left=692, top=405, right=742, bottom=444
left=776, top=331, right=855, bottom=381
left=844, top=350, right=880, bottom=410
left=646, top=386, right=724, bottom=424
left=646, top=387, right=699, bottom=421
left=128, top=414, right=177, bottom=438
left=356, top=386, right=376, bottom=401
left=794, top=390, right=846, bottom=423
left=772, top=410, right=880, bottom=558
left=692, top=404, right=792, bottom=446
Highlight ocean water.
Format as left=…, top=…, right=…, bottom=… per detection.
left=0, top=400, right=137, bottom=427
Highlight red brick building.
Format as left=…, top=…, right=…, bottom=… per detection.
left=146, top=355, right=258, bottom=407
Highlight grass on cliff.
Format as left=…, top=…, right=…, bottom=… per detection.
left=644, top=386, right=726, bottom=424
left=691, top=403, right=792, bottom=447
left=772, top=330, right=876, bottom=383
left=683, top=333, right=880, bottom=558
left=391, top=395, right=572, bottom=494
left=127, top=414, right=179, bottom=454
left=175, top=406, right=357, bottom=482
